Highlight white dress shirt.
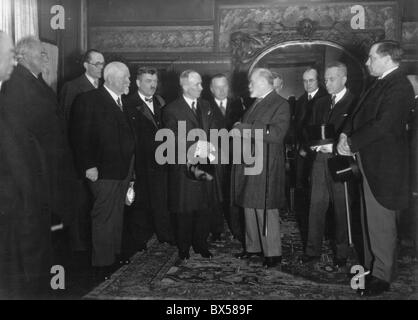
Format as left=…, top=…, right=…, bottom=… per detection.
left=138, top=91, right=154, bottom=114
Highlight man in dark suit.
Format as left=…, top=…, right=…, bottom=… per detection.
left=208, top=73, right=245, bottom=243
left=162, top=70, right=219, bottom=260
left=1, top=36, right=73, bottom=297
left=71, top=62, right=135, bottom=279
left=59, top=49, right=105, bottom=255
left=59, top=49, right=104, bottom=122
left=232, top=68, right=290, bottom=268
left=338, top=41, right=415, bottom=296
left=123, top=66, right=174, bottom=254
left=294, top=67, right=328, bottom=189
left=0, top=31, right=18, bottom=298
left=301, top=62, right=356, bottom=268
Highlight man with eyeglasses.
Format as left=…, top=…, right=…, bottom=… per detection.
left=59, top=49, right=105, bottom=260
left=59, top=49, right=105, bottom=123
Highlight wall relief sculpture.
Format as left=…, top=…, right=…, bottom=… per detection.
left=219, top=2, right=399, bottom=53
left=231, top=18, right=385, bottom=69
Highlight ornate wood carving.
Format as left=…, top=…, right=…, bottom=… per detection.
left=231, top=19, right=385, bottom=70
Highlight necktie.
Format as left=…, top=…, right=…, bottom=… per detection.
left=219, top=101, right=226, bottom=116
left=116, top=97, right=123, bottom=110
left=308, top=94, right=312, bottom=101
left=93, top=79, right=99, bottom=89
left=191, top=101, right=197, bottom=114
left=331, top=95, right=336, bottom=109
left=327, top=95, right=336, bottom=123
left=145, top=97, right=153, bottom=103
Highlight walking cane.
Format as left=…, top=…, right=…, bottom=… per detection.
left=263, top=124, right=270, bottom=237
left=343, top=181, right=353, bottom=247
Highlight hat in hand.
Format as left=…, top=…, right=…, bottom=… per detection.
left=307, top=124, right=336, bottom=146
left=328, top=155, right=361, bottom=182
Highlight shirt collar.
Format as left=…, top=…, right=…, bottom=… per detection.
left=104, top=85, right=121, bottom=103
left=85, top=73, right=98, bottom=87
left=308, top=88, right=319, bottom=98
left=259, top=89, right=273, bottom=100
left=379, top=66, right=399, bottom=80
left=333, top=87, right=347, bottom=104
left=215, top=98, right=227, bottom=107
left=138, top=91, right=153, bottom=103
left=183, top=95, right=197, bottom=109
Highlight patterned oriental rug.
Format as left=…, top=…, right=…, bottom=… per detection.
left=85, top=212, right=417, bottom=300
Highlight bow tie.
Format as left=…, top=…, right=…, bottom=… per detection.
left=145, top=97, right=153, bottom=103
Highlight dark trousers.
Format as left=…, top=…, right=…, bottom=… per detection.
left=225, top=204, right=245, bottom=243
left=358, top=155, right=398, bottom=283
left=122, top=204, right=154, bottom=257
left=148, top=173, right=175, bottom=243
left=0, top=216, right=52, bottom=298
left=89, top=178, right=130, bottom=267
left=176, top=209, right=211, bottom=253
left=295, top=152, right=312, bottom=189
left=306, top=154, right=348, bottom=259
left=210, top=202, right=225, bottom=235
left=68, top=179, right=92, bottom=252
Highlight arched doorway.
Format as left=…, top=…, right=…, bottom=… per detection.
left=248, top=40, right=368, bottom=100
left=230, top=18, right=385, bottom=99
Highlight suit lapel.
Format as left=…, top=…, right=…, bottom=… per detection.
left=80, top=74, right=96, bottom=91
left=135, top=93, right=158, bottom=128
left=197, top=99, right=211, bottom=132
left=181, top=96, right=200, bottom=127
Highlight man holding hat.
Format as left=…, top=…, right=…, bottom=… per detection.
left=301, top=62, right=356, bottom=268
left=338, top=41, right=415, bottom=296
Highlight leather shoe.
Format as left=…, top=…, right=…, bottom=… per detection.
left=263, top=256, right=282, bottom=268
left=117, top=255, right=131, bottom=265
left=210, top=233, right=222, bottom=242
left=358, top=275, right=390, bottom=297
left=93, top=266, right=112, bottom=282
left=299, top=254, right=320, bottom=264
left=333, top=257, right=347, bottom=268
left=178, top=250, right=190, bottom=261
left=197, top=249, right=213, bottom=259
left=235, top=251, right=262, bottom=259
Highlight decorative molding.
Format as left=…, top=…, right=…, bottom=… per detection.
left=89, top=26, right=214, bottom=53
left=218, top=2, right=399, bottom=52
left=402, top=22, right=418, bottom=47
left=230, top=20, right=384, bottom=67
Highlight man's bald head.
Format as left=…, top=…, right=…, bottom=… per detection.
left=15, top=36, right=45, bottom=77
left=248, top=68, right=274, bottom=98
left=103, top=61, right=131, bottom=96
left=0, top=31, right=16, bottom=82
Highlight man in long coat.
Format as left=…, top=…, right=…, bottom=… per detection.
left=232, top=68, right=290, bottom=268
left=338, top=40, right=415, bottom=296
left=0, top=36, right=73, bottom=297
left=162, top=70, right=220, bottom=260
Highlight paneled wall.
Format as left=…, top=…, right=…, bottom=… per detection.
left=37, top=0, right=418, bottom=98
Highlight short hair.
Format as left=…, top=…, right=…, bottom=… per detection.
left=180, top=69, right=198, bottom=87
left=82, top=49, right=102, bottom=63
left=103, top=61, right=128, bottom=82
left=250, top=68, right=274, bottom=85
left=211, top=73, right=228, bottom=83
left=325, top=61, right=347, bottom=77
left=15, top=36, right=41, bottom=62
left=272, top=72, right=283, bottom=81
left=303, top=67, right=319, bottom=79
left=136, top=66, right=158, bottom=80
left=373, top=40, right=403, bottom=63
